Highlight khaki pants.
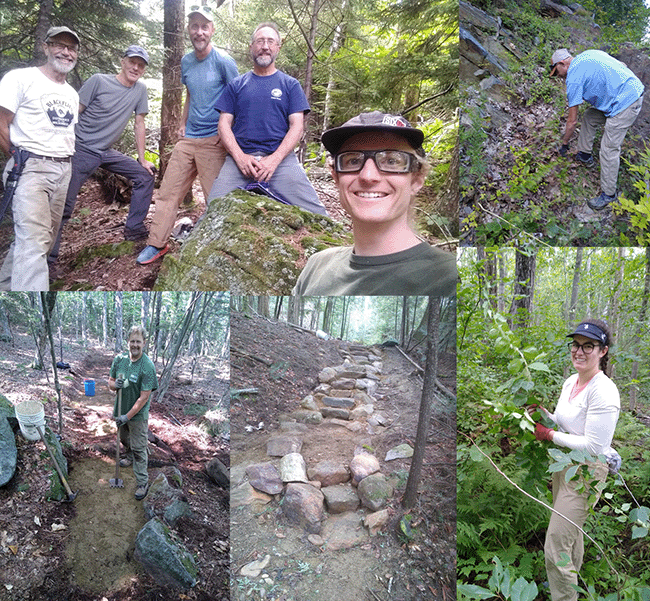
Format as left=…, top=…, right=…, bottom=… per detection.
left=577, top=97, right=643, bottom=196
left=544, top=462, right=608, bottom=601
left=119, top=418, right=149, bottom=487
left=0, top=157, right=70, bottom=291
left=147, top=134, right=226, bottom=248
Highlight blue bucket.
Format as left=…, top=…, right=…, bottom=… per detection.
left=84, top=379, right=95, bottom=397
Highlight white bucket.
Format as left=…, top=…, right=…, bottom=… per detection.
left=15, top=400, right=45, bottom=441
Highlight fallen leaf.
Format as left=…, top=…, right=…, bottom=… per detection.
left=33, top=516, right=41, bottom=527
left=8, top=546, right=17, bottom=555
left=51, top=523, right=66, bottom=532
left=188, top=489, right=196, bottom=495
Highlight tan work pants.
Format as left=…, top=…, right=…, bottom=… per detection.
left=576, top=97, right=643, bottom=196
left=544, top=462, right=608, bottom=601
left=147, top=134, right=227, bottom=248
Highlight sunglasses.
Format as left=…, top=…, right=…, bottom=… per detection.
left=189, top=4, right=212, bottom=11
left=334, top=150, right=420, bottom=174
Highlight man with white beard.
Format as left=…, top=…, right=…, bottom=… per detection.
left=207, top=22, right=327, bottom=216
left=0, top=26, right=80, bottom=291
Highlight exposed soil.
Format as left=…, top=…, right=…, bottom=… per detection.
left=0, top=331, right=229, bottom=601
left=229, top=311, right=456, bottom=601
left=0, top=167, right=451, bottom=292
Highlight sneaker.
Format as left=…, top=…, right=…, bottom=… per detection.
left=587, top=192, right=616, bottom=211
left=575, top=152, right=595, bottom=167
left=135, top=482, right=149, bottom=500
left=137, top=244, right=169, bottom=265
left=119, top=457, right=133, bottom=467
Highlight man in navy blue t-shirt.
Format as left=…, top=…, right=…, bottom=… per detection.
left=208, top=22, right=328, bottom=216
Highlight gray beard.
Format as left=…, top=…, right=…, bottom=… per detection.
left=254, top=54, right=273, bottom=68
left=51, top=57, right=76, bottom=74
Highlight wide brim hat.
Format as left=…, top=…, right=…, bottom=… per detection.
left=321, top=111, right=424, bottom=155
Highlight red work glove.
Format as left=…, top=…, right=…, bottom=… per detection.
left=535, top=423, right=554, bottom=442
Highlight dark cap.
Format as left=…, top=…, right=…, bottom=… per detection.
left=123, top=45, right=149, bottom=64
left=566, top=322, right=608, bottom=345
left=45, top=26, right=80, bottom=45
left=321, top=111, right=424, bottom=155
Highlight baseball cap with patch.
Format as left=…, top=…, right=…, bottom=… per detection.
left=123, top=45, right=149, bottom=64
left=321, top=111, right=424, bottom=155
left=45, top=26, right=80, bottom=45
left=188, top=5, right=213, bottom=22
left=566, top=321, right=608, bottom=345
left=550, top=48, right=571, bottom=76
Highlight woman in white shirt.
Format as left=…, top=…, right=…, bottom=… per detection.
left=533, top=319, right=620, bottom=601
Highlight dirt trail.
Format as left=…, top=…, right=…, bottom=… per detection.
left=65, top=457, right=146, bottom=593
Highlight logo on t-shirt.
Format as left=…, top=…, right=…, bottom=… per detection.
left=42, top=94, right=75, bottom=128
left=271, top=88, right=282, bottom=100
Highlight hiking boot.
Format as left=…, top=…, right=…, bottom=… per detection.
left=119, top=457, right=133, bottom=467
left=587, top=192, right=616, bottom=211
left=137, top=244, right=169, bottom=265
left=135, top=482, right=149, bottom=500
left=575, top=152, right=595, bottom=168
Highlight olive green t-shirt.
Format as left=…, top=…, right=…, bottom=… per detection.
left=292, top=242, right=457, bottom=296
left=109, top=352, right=158, bottom=421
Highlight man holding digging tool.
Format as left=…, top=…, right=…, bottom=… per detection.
left=108, top=326, right=157, bottom=500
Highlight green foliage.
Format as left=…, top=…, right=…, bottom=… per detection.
left=582, top=0, right=650, bottom=46
left=613, top=144, right=650, bottom=246
left=506, top=149, right=556, bottom=201
left=458, top=556, right=538, bottom=601
left=460, top=105, right=488, bottom=181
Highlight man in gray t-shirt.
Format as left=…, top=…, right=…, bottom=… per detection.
left=49, top=45, right=156, bottom=267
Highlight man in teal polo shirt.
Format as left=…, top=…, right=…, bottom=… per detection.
left=108, top=325, right=158, bottom=500
left=551, top=48, right=644, bottom=210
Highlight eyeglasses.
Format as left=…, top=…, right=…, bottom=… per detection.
left=47, top=41, right=78, bottom=53
left=252, top=37, right=279, bottom=47
left=334, top=150, right=421, bottom=174
left=568, top=341, right=600, bottom=355
left=189, top=4, right=212, bottom=12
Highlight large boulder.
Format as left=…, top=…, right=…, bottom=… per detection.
left=134, top=518, right=198, bottom=590
left=282, top=483, right=325, bottom=534
left=143, top=473, right=192, bottom=527
left=154, top=191, right=351, bottom=293
left=0, top=416, right=17, bottom=487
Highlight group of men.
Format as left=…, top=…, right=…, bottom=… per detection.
left=0, top=9, right=331, bottom=291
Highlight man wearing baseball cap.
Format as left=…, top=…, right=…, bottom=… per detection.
left=292, top=111, right=456, bottom=296
left=551, top=48, right=644, bottom=211
left=136, top=4, right=238, bottom=265
left=0, top=26, right=79, bottom=290
left=49, top=44, right=156, bottom=270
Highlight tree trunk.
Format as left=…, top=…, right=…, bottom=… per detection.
left=257, top=296, right=270, bottom=318
left=152, top=292, right=162, bottom=362
left=159, top=0, right=185, bottom=181
left=156, top=292, right=201, bottom=403
left=32, top=292, right=56, bottom=370
left=32, top=0, right=53, bottom=65
left=102, top=292, right=109, bottom=347
left=630, top=248, right=650, bottom=411
left=0, top=298, right=11, bottom=343
left=115, top=292, right=123, bottom=352
left=40, top=292, right=63, bottom=433
left=339, top=297, right=349, bottom=339
left=403, top=296, right=440, bottom=509
left=567, top=248, right=583, bottom=323
left=321, top=0, right=347, bottom=139
left=508, top=248, right=536, bottom=330
left=322, top=297, right=334, bottom=332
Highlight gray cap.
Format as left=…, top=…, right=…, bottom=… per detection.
left=123, top=45, right=149, bottom=64
left=550, top=48, right=572, bottom=76
left=188, top=5, right=213, bottom=22
left=321, top=111, right=424, bottom=155
left=45, top=26, right=80, bottom=45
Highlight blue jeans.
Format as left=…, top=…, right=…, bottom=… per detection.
left=49, top=146, right=155, bottom=263
left=208, top=152, right=328, bottom=216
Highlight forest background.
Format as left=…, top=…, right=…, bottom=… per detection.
left=0, top=0, right=459, bottom=215
left=456, top=247, right=650, bottom=601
